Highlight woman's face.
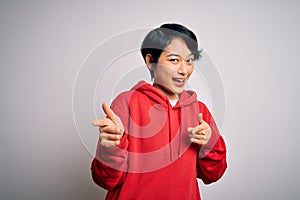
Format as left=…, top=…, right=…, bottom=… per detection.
left=147, top=37, right=195, bottom=100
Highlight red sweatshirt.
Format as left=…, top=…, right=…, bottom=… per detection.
left=91, top=81, right=227, bottom=200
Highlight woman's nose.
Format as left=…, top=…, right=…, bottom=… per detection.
left=177, top=62, right=188, bottom=76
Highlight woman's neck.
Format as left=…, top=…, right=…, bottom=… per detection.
left=153, top=83, right=178, bottom=100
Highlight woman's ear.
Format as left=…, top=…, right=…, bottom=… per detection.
left=145, top=54, right=153, bottom=70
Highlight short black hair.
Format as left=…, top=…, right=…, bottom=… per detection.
left=141, top=23, right=203, bottom=79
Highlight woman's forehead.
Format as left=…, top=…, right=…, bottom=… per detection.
left=163, top=38, right=193, bottom=58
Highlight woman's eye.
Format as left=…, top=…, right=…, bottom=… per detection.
left=170, top=59, right=179, bottom=63
left=186, top=58, right=194, bottom=63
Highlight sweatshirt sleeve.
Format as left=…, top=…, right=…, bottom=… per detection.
left=90, top=94, right=130, bottom=190
left=197, top=102, right=227, bottom=184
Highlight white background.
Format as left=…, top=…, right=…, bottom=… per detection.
left=1, top=0, right=299, bottom=199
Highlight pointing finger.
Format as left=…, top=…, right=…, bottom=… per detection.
left=188, top=127, right=200, bottom=135
left=92, top=118, right=112, bottom=127
left=187, top=127, right=194, bottom=133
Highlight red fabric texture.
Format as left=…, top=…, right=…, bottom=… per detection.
left=91, top=81, right=227, bottom=200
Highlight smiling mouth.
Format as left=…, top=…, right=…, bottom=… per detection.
left=172, top=78, right=185, bottom=83
left=172, top=77, right=186, bottom=86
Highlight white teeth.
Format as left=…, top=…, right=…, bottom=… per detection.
left=173, top=78, right=184, bottom=83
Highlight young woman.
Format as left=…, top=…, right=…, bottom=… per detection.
left=91, top=23, right=227, bottom=200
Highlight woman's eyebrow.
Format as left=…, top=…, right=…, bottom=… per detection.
left=166, top=53, right=194, bottom=59
left=166, top=53, right=180, bottom=57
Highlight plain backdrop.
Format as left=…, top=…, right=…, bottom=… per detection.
left=1, top=0, right=299, bottom=200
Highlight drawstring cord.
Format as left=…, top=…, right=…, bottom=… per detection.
left=168, top=103, right=173, bottom=161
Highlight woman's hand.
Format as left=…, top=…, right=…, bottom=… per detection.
left=92, top=103, right=124, bottom=148
left=188, top=113, right=212, bottom=145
